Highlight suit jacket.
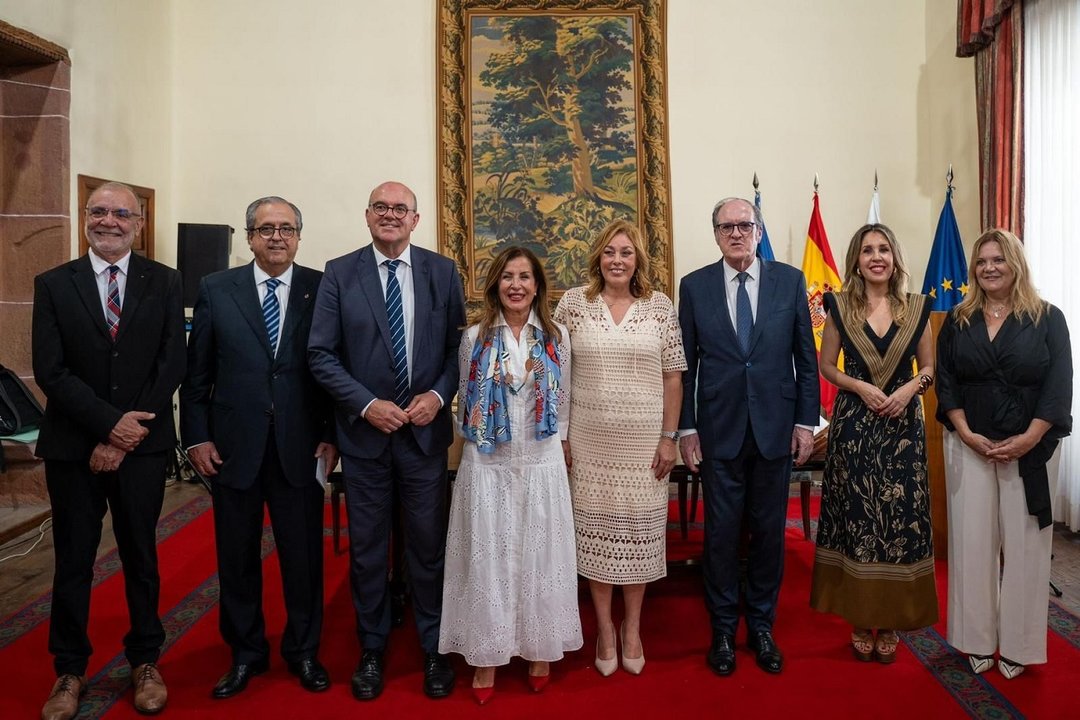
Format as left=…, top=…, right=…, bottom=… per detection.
left=179, top=262, right=334, bottom=489
left=679, top=259, right=819, bottom=460
left=32, top=253, right=187, bottom=461
left=308, top=244, right=466, bottom=459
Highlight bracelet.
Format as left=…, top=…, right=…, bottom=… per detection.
left=660, top=430, right=679, bottom=441
left=916, top=374, right=934, bottom=395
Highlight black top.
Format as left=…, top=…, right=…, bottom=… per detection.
left=936, top=303, right=1072, bottom=527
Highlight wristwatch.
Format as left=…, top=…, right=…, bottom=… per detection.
left=660, top=430, right=679, bottom=441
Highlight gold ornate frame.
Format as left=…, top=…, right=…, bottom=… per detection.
left=436, top=0, right=673, bottom=304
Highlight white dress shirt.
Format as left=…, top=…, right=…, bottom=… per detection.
left=253, top=262, right=294, bottom=358
left=722, top=256, right=760, bottom=329
left=88, top=248, right=131, bottom=320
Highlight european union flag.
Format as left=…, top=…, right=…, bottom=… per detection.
left=922, top=188, right=968, bottom=311
left=755, top=189, right=776, bottom=261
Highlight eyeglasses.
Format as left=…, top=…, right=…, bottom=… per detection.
left=714, top=222, right=756, bottom=237
left=87, top=206, right=142, bottom=221
left=368, top=202, right=414, bottom=219
left=248, top=225, right=298, bottom=240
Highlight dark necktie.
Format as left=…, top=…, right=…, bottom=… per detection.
left=106, top=265, right=121, bottom=340
left=263, top=277, right=281, bottom=355
left=385, top=259, right=410, bottom=407
left=736, top=271, right=753, bottom=354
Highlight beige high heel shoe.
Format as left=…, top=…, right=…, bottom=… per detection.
left=594, top=635, right=618, bottom=676
left=620, top=622, right=645, bottom=675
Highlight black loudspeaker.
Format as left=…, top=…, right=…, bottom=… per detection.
left=177, top=223, right=234, bottom=307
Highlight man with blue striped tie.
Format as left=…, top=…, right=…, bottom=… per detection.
left=180, top=197, right=338, bottom=699
left=309, top=181, right=466, bottom=702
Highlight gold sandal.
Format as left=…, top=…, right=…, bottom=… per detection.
left=851, top=629, right=874, bottom=662
left=875, top=630, right=899, bottom=664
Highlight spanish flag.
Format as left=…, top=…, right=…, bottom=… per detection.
left=801, top=191, right=842, bottom=416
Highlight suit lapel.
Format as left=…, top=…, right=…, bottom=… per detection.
left=749, top=261, right=779, bottom=354
left=229, top=263, right=274, bottom=358
left=114, top=254, right=148, bottom=344
left=710, top=261, right=739, bottom=348
left=412, top=250, right=431, bottom=358
left=278, top=265, right=315, bottom=355
left=358, top=246, right=394, bottom=357
left=70, top=256, right=112, bottom=341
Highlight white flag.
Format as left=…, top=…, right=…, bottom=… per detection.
left=867, top=189, right=881, bottom=224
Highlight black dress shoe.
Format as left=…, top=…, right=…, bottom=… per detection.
left=706, top=634, right=736, bottom=676
left=422, top=652, right=455, bottom=698
left=211, top=659, right=270, bottom=699
left=748, top=630, right=784, bottom=674
left=288, top=657, right=330, bottom=693
left=351, top=650, right=384, bottom=701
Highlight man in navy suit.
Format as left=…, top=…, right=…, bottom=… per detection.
left=678, top=196, right=819, bottom=676
left=33, top=182, right=186, bottom=719
left=308, top=181, right=465, bottom=701
left=180, top=196, right=337, bottom=699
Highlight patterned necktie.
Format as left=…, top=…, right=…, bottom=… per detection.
left=736, top=271, right=753, bottom=354
left=105, top=265, right=121, bottom=340
left=385, top=259, right=410, bottom=407
left=263, top=277, right=281, bottom=356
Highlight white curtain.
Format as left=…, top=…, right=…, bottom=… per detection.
left=1024, top=0, right=1080, bottom=529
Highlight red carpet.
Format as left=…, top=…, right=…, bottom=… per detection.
left=3, top=491, right=1079, bottom=718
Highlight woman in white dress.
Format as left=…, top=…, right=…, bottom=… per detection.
left=554, top=219, right=686, bottom=676
left=439, top=246, right=582, bottom=705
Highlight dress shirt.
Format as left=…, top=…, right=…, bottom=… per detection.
left=253, top=262, right=294, bottom=342
left=722, top=257, right=760, bottom=328
left=88, top=248, right=131, bottom=319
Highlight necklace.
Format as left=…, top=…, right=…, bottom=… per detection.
left=987, top=303, right=1009, bottom=319
left=601, top=293, right=632, bottom=308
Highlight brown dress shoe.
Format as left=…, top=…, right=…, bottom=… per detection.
left=41, top=673, right=87, bottom=720
left=132, top=663, right=168, bottom=715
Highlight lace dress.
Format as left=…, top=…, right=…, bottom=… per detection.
left=438, top=319, right=583, bottom=666
left=554, top=288, right=687, bottom=584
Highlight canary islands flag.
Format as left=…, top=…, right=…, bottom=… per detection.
left=801, top=192, right=842, bottom=416
left=922, top=189, right=968, bottom=311
left=754, top=188, right=776, bottom=261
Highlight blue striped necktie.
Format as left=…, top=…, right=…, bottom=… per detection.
left=263, top=277, right=281, bottom=356
left=385, top=259, right=410, bottom=407
left=736, top=271, right=753, bottom=354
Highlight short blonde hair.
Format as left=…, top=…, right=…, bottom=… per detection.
left=584, top=218, right=653, bottom=301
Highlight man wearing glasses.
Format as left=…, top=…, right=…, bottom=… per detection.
left=309, top=181, right=465, bottom=701
left=180, top=197, right=338, bottom=699
left=677, top=197, right=818, bottom=677
left=33, top=182, right=186, bottom=719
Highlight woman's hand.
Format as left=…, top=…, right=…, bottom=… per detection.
left=652, top=438, right=677, bottom=480
left=561, top=440, right=573, bottom=469
left=986, top=432, right=1040, bottom=464
left=878, top=383, right=918, bottom=418
left=854, top=381, right=889, bottom=413
left=959, top=429, right=998, bottom=458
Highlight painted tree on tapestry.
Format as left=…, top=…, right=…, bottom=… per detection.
left=469, top=14, right=638, bottom=291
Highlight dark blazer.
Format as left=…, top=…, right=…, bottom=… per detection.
left=180, top=263, right=333, bottom=489
left=32, top=253, right=186, bottom=460
left=679, top=259, right=819, bottom=460
left=308, top=244, right=466, bottom=459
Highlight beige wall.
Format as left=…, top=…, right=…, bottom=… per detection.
left=1, top=0, right=978, bottom=290
left=0, top=0, right=174, bottom=259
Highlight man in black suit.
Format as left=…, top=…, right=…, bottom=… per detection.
left=678, top=196, right=819, bottom=676
left=180, top=196, right=337, bottom=699
left=33, top=182, right=186, bottom=719
left=309, top=181, right=465, bottom=701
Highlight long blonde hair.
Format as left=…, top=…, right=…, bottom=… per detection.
left=584, top=218, right=653, bottom=302
left=839, top=223, right=910, bottom=331
left=470, top=245, right=561, bottom=342
left=952, top=228, right=1046, bottom=327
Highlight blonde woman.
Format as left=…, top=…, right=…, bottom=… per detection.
left=554, top=219, right=685, bottom=676
left=809, top=223, right=938, bottom=663
left=937, top=228, right=1072, bottom=679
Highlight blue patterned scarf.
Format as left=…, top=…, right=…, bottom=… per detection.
left=462, top=324, right=561, bottom=454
